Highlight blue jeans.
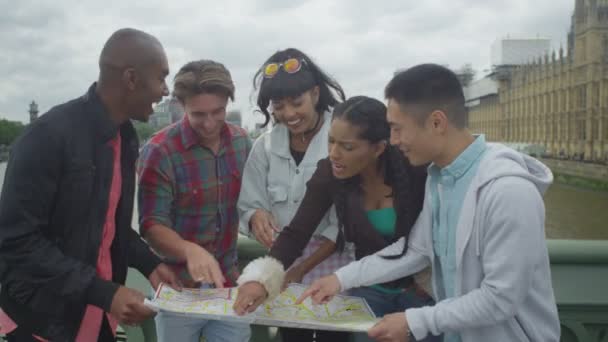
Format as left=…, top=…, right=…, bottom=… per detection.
left=350, top=286, right=441, bottom=342
left=155, top=311, right=251, bottom=342
left=153, top=284, right=251, bottom=342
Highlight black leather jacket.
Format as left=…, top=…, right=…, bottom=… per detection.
left=0, top=84, right=161, bottom=340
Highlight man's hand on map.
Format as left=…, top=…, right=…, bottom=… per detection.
left=368, top=312, right=411, bottom=342
left=233, top=281, right=268, bottom=315
left=296, top=274, right=341, bottom=305
left=250, top=209, right=280, bottom=248
left=282, top=265, right=305, bottom=290
left=184, top=242, right=225, bottom=288
left=148, top=263, right=182, bottom=292
left=109, top=286, right=156, bottom=326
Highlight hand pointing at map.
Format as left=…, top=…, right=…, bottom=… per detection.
left=296, top=274, right=342, bottom=305
left=153, top=282, right=377, bottom=332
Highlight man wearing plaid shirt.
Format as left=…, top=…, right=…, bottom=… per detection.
left=137, top=60, right=252, bottom=342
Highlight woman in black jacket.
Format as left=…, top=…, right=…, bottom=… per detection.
left=234, top=96, right=436, bottom=341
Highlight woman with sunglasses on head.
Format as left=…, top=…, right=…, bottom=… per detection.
left=236, top=48, right=354, bottom=341
left=236, top=96, right=439, bottom=342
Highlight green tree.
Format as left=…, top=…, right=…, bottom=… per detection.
left=0, top=119, right=25, bottom=146
left=132, top=121, right=157, bottom=143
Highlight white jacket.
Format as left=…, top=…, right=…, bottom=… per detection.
left=238, top=111, right=338, bottom=242
left=335, top=143, right=560, bottom=342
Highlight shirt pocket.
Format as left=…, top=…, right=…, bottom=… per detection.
left=176, top=185, right=213, bottom=216
left=268, top=185, right=288, bottom=205
left=174, top=186, right=218, bottom=243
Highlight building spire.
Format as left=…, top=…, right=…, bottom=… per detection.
left=28, top=101, right=39, bottom=123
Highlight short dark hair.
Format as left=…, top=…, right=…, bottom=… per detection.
left=253, top=48, right=345, bottom=127
left=384, top=64, right=467, bottom=128
left=173, top=60, right=235, bottom=104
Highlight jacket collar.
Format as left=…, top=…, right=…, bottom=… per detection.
left=82, top=83, right=123, bottom=143
left=428, top=134, right=487, bottom=182
left=180, top=116, right=199, bottom=149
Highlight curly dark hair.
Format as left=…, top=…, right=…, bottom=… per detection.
left=253, top=48, right=346, bottom=127
left=332, top=96, right=419, bottom=259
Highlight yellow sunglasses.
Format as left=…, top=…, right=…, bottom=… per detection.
left=263, top=58, right=306, bottom=78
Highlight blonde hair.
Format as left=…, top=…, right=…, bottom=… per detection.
left=173, top=60, right=235, bottom=103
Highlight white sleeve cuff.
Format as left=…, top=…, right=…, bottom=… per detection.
left=237, top=256, right=285, bottom=303
left=406, top=307, right=429, bottom=340
left=334, top=264, right=358, bottom=292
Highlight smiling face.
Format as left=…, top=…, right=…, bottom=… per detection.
left=184, top=93, right=228, bottom=143
left=328, top=117, right=386, bottom=179
left=127, top=51, right=170, bottom=122
left=387, top=98, right=444, bottom=166
left=270, top=86, right=320, bottom=135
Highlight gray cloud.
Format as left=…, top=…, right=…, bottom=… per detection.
left=0, top=0, right=573, bottom=129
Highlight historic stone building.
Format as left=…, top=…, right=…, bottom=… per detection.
left=149, top=98, right=183, bottom=129
left=468, top=0, right=608, bottom=162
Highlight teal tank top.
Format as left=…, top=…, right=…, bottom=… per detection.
left=366, top=207, right=403, bottom=294
left=366, top=207, right=396, bottom=238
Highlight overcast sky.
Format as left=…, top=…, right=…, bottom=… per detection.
left=0, top=0, right=574, bottom=129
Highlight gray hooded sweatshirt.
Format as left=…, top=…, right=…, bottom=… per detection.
left=335, top=143, right=560, bottom=341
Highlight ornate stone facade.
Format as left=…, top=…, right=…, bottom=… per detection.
left=468, top=0, right=608, bottom=162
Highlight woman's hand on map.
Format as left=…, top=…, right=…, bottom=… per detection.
left=250, top=209, right=280, bottom=248
left=296, top=274, right=341, bottom=305
left=233, top=281, right=268, bottom=315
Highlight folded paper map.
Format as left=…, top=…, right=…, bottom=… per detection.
left=145, top=283, right=378, bottom=332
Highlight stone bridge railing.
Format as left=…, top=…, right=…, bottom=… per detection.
left=548, top=239, right=608, bottom=342
left=116, top=237, right=608, bottom=342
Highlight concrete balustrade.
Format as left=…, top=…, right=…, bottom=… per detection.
left=111, top=237, right=608, bottom=341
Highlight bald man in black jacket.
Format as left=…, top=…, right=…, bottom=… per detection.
left=0, top=28, right=180, bottom=341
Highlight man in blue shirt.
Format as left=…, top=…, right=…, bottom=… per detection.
left=299, top=64, right=560, bottom=342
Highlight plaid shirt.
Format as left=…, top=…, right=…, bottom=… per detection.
left=137, top=118, right=251, bottom=286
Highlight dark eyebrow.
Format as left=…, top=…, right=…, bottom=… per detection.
left=213, top=106, right=226, bottom=114
left=329, top=136, right=357, bottom=144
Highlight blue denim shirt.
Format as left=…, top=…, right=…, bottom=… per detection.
left=429, top=135, right=487, bottom=342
